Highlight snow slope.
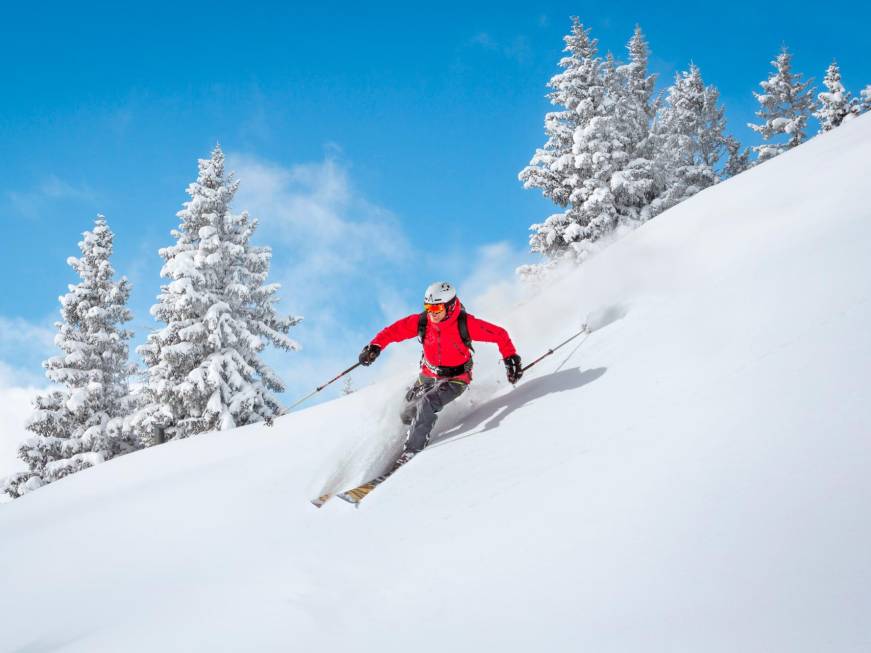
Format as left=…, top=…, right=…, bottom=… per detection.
left=2, top=116, right=870, bottom=652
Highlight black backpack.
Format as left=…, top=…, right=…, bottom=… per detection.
left=418, top=309, right=474, bottom=352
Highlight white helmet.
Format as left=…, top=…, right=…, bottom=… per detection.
left=424, top=281, right=456, bottom=305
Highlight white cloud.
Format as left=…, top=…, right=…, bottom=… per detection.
left=5, top=176, right=98, bottom=220
left=0, top=316, right=56, bottom=384
left=226, top=151, right=419, bottom=405
left=457, top=241, right=528, bottom=307
left=0, top=362, right=41, bottom=480
left=471, top=32, right=498, bottom=49
left=0, top=317, right=56, bottom=481
left=227, top=151, right=417, bottom=341
left=229, top=152, right=411, bottom=296
left=468, top=32, right=532, bottom=64
left=38, top=176, right=95, bottom=201
left=0, top=315, right=55, bottom=352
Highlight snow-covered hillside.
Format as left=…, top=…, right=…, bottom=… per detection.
left=2, top=116, right=870, bottom=652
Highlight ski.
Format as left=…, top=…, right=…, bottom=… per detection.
left=310, top=492, right=334, bottom=508
left=334, top=451, right=417, bottom=508
left=335, top=473, right=392, bottom=507
left=310, top=452, right=415, bottom=508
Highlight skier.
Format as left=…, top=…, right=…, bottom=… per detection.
left=357, top=281, right=522, bottom=466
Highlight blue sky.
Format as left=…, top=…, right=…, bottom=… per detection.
left=2, top=0, right=869, bottom=418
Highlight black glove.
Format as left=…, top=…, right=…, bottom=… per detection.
left=504, top=354, right=523, bottom=384
left=358, top=344, right=381, bottom=366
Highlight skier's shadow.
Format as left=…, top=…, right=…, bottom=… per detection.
left=430, top=366, right=607, bottom=448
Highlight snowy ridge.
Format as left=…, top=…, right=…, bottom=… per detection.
left=2, top=115, right=870, bottom=651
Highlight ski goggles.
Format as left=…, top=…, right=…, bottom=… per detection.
left=423, top=302, right=447, bottom=313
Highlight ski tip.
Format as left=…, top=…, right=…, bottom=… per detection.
left=311, top=493, right=332, bottom=508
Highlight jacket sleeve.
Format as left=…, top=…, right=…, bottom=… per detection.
left=371, top=314, right=421, bottom=349
left=466, top=314, right=517, bottom=359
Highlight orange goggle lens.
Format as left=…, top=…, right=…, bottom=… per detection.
left=424, top=302, right=446, bottom=313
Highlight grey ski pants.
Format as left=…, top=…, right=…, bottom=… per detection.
left=400, top=376, right=467, bottom=454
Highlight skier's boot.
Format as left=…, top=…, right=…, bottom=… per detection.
left=389, top=450, right=416, bottom=473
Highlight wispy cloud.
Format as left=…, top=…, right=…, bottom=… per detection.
left=469, top=32, right=532, bottom=64
left=227, top=150, right=418, bottom=403
left=0, top=315, right=55, bottom=479
left=457, top=241, right=529, bottom=308
left=0, top=362, right=43, bottom=481
left=229, top=151, right=412, bottom=308
left=0, top=316, right=56, bottom=378
left=5, top=176, right=98, bottom=220
left=39, top=176, right=95, bottom=201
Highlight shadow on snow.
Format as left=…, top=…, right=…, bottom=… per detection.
left=430, top=366, right=607, bottom=449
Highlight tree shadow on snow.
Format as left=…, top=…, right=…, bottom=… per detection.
left=429, top=366, right=607, bottom=448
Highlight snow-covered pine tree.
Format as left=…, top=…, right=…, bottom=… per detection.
left=814, top=61, right=860, bottom=132
left=131, top=145, right=301, bottom=445
left=4, top=216, right=136, bottom=499
left=862, top=85, right=871, bottom=113
left=651, top=63, right=728, bottom=213
left=748, top=47, right=815, bottom=163
left=520, top=19, right=664, bottom=265
left=610, top=25, right=658, bottom=224
left=724, top=136, right=752, bottom=178
left=519, top=18, right=606, bottom=263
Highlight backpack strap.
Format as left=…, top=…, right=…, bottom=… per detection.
left=457, top=310, right=474, bottom=352
left=418, top=311, right=427, bottom=342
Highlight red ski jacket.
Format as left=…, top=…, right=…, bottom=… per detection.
left=370, top=301, right=516, bottom=383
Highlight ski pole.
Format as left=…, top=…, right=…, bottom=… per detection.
left=288, top=361, right=362, bottom=411
left=521, top=324, right=589, bottom=374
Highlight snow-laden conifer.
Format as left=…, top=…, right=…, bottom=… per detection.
left=748, top=47, right=814, bottom=162
left=862, top=85, right=871, bottom=113
left=519, top=18, right=605, bottom=262
left=609, top=26, right=658, bottom=223
left=814, top=61, right=859, bottom=132
left=131, top=145, right=300, bottom=445
left=4, top=216, right=136, bottom=499
left=724, top=136, right=752, bottom=178
left=520, top=20, right=662, bottom=264
left=652, top=64, right=728, bottom=213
